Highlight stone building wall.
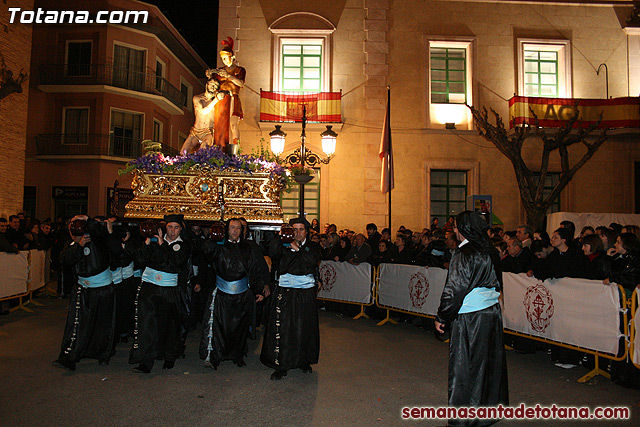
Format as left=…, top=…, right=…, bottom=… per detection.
left=0, top=0, right=34, bottom=219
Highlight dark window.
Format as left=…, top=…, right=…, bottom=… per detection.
left=431, top=170, right=467, bottom=224
left=66, top=41, right=91, bottom=76
left=155, top=60, right=163, bottom=92
left=110, top=111, right=142, bottom=158
left=63, top=108, right=89, bottom=144
left=180, top=83, right=189, bottom=108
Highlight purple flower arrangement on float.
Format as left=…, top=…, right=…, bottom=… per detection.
left=119, top=146, right=289, bottom=183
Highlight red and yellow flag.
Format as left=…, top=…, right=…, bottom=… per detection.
left=260, top=91, right=341, bottom=123
left=509, top=96, right=640, bottom=129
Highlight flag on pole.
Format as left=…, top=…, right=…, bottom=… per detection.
left=379, top=95, right=394, bottom=193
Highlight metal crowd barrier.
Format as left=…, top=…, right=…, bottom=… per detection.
left=0, top=249, right=50, bottom=313
left=317, top=261, right=632, bottom=383
left=316, top=261, right=376, bottom=320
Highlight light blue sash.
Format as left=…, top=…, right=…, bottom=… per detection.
left=78, top=268, right=112, bottom=288
left=122, top=262, right=134, bottom=279
left=133, top=269, right=142, bottom=278
left=111, top=267, right=123, bottom=284
left=278, top=273, right=315, bottom=289
left=142, top=267, right=178, bottom=287
left=216, top=275, right=249, bottom=295
left=458, top=287, right=500, bottom=314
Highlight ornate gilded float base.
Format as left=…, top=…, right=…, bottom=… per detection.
left=124, top=169, right=285, bottom=223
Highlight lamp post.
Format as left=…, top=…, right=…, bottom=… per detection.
left=269, top=105, right=337, bottom=218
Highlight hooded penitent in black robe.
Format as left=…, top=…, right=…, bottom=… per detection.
left=111, top=230, right=141, bottom=342
left=55, top=219, right=117, bottom=368
left=129, top=236, right=191, bottom=370
left=198, top=238, right=269, bottom=367
left=436, top=211, right=509, bottom=427
left=260, top=236, right=322, bottom=371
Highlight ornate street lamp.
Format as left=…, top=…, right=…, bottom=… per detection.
left=269, top=105, right=337, bottom=218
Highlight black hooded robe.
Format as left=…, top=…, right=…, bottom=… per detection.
left=261, top=236, right=322, bottom=371
left=436, top=212, right=508, bottom=427
left=198, top=239, right=269, bottom=366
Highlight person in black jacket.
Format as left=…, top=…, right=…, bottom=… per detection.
left=501, top=238, right=534, bottom=274
left=581, top=233, right=610, bottom=280
left=261, top=217, right=322, bottom=380
left=435, top=211, right=508, bottom=426
left=530, top=228, right=588, bottom=280
left=604, top=232, right=640, bottom=298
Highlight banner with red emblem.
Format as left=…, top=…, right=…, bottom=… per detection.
left=502, top=273, right=622, bottom=355
left=317, top=261, right=372, bottom=304
left=377, top=264, right=448, bottom=316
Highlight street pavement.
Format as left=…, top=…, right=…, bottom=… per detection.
left=1, top=294, right=639, bottom=426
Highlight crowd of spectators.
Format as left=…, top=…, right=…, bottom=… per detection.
left=303, top=222, right=457, bottom=269
left=488, top=220, right=640, bottom=298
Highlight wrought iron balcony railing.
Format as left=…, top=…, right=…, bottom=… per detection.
left=38, top=64, right=183, bottom=109
left=35, top=134, right=179, bottom=159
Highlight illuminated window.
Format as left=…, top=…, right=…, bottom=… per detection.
left=430, top=47, right=466, bottom=104
left=281, top=42, right=322, bottom=92
left=518, top=39, right=571, bottom=98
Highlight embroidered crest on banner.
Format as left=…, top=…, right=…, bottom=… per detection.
left=408, top=271, right=429, bottom=308
left=319, top=263, right=337, bottom=292
left=523, top=283, right=554, bottom=332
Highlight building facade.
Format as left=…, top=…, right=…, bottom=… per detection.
left=0, top=0, right=34, bottom=219
left=24, top=0, right=208, bottom=220
left=220, top=0, right=640, bottom=231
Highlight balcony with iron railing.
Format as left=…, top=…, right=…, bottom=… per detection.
left=38, top=64, right=183, bottom=110
left=35, top=134, right=179, bottom=159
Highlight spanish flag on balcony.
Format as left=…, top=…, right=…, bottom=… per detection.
left=260, top=91, right=341, bottom=123
left=509, top=96, right=640, bottom=129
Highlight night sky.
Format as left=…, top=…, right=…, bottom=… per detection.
left=144, top=0, right=219, bottom=66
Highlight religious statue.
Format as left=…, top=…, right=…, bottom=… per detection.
left=180, top=78, right=225, bottom=155
left=208, top=37, right=246, bottom=149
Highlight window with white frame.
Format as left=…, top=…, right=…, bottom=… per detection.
left=180, top=77, right=193, bottom=111
left=271, top=33, right=332, bottom=92
left=152, top=119, right=163, bottom=142
left=110, top=110, right=143, bottom=158
left=429, top=40, right=472, bottom=105
left=62, top=107, right=89, bottom=144
left=281, top=42, right=322, bottom=92
left=155, top=58, right=165, bottom=92
left=518, top=39, right=571, bottom=98
left=65, top=41, right=92, bottom=76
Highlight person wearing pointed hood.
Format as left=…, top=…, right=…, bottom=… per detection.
left=261, top=217, right=322, bottom=380
left=129, top=214, right=191, bottom=373
left=435, top=211, right=508, bottom=427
